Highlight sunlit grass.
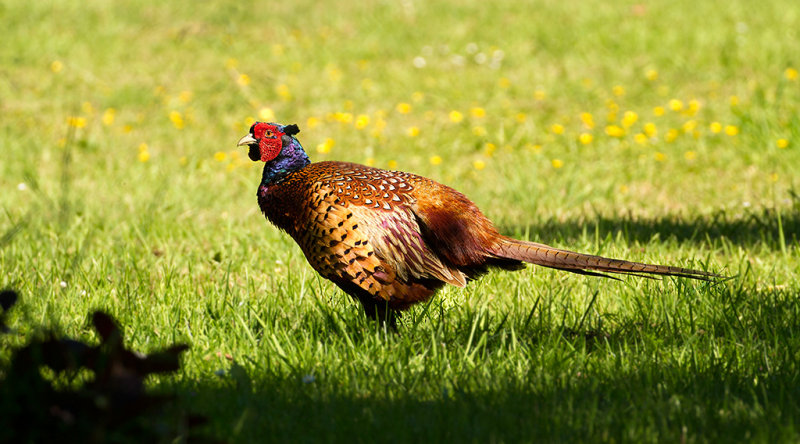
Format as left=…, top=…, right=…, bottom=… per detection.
left=1, top=0, right=799, bottom=442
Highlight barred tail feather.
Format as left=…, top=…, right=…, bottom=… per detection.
left=492, top=239, right=718, bottom=281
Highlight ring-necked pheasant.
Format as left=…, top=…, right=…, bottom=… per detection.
left=238, top=122, right=717, bottom=328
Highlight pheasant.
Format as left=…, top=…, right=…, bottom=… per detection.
left=238, top=122, right=717, bottom=328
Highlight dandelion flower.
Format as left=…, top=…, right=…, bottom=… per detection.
left=515, top=112, right=527, bottom=123
left=664, top=128, right=678, bottom=142
left=621, top=111, right=638, bottom=128
left=396, top=102, right=412, bottom=114
left=169, top=111, right=184, bottom=129
left=259, top=107, right=275, bottom=121
left=138, top=150, right=150, bottom=163
left=684, top=151, right=697, bottom=160
left=534, top=89, right=546, bottom=101
left=729, top=95, right=739, bottom=106
left=785, top=67, right=799, bottom=81
left=580, top=112, right=594, bottom=129
left=406, top=126, right=420, bottom=137
left=365, top=157, right=375, bottom=166
left=214, top=151, right=226, bottom=162
left=770, top=173, right=779, bottom=182
left=306, top=116, right=320, bottom=128
left=777, top=138, right=789, bottom=149
left=612, top=85, right=625, bottom=97
left=317, top=138, right=335, bottom=154
left=387, top=160, right=398, bottom=169
left=429, top=155, right=442, bottom=165
left=67, top=117, right=87, bottom=128
left=485, top=143, right=497, bottom=156
left=654, top=152, right=666, bottom=162
left=355, top=114, right=370, bottom=129
left=550, top=123, right=565, bottom=135
left=473, top=159, right=486, bottom=170
left=645, top=69, right=658, bottom=81
left=653, top=106, right=665, bottom=117
left=605, top=125, right=625, bottom=138
left=682, top=120, right=697, bottom=133
left=643, top=122, right=657, bottom=137
left=578, top=133, right=593, bottom=145
left=102, top=108, right=115, bottom=126
left=226, top=58, right=238, bottom=69
left=668, top=99, right=683, bottom=112
left=634, top=133, right=648, bottom=145
left=470, top=107, right=486, bottom=118
left=276, top=84, right=291, bottom=101
left=551, top=159, right=564, bottom=169
left=709, top=122, right=722, bottom=134
left=179, top=90, right=193, bottom=103
left=498, top=77, right=511, bottom=88
left=50, top=60, right=64, bottom=73
left=449, top=110, right=464, bottom=123
left=237, top=73, right=251, bottom=86
left=724, top=125, right=739, bottom=136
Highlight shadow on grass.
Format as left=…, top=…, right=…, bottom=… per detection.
left=498, top=206, right=800, bottom=250
left=170, top=285, right=800, bottom=443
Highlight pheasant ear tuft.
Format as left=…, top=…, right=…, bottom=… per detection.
left=283, top=124, right=300, bottom=136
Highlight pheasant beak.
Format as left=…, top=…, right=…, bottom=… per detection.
left=237, top=133, right=257, bottom=147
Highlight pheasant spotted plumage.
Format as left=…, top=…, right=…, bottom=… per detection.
left=238, top=122, right=718, bottom=328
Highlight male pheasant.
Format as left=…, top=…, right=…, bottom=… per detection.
left=238, top=122, right=716, bottom=328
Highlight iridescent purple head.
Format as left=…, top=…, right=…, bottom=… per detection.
left=237, top=122, right=309, bottom=184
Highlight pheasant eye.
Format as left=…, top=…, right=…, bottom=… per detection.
left=265, top=130, right=273, bottom=137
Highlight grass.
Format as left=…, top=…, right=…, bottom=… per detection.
left=2, top=0, right=800, bottom=441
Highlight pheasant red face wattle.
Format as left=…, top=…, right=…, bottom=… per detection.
left=252, top=123, right=285, bottom=162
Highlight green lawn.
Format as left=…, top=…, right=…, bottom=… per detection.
left=2, top=0, right=799, bottom=441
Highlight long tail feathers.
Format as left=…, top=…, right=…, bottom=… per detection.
left=492, top=239, right=719, bottom=281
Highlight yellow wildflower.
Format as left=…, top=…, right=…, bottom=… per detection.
left=709, top=122, right=722, bottom=133
left=169, top=111, right=184, bottom=129
left=686, top=99, right=701, bottom=116
left=306, top=116, right=320, bottom=128
left=612, top=85, right=625, bottom=97
left=578, top=133, right=593, bottom=145
left=473, top=159, right=486, bottom=170
left=449, top=110, right=464, bottom=123
left=645, top=69, right=658, bottom=81
left=470, top=107, right=486, bottom=118
left=50, top=60, right=64, bottom=73
left=138, top=150, right=150, bottom=163
left=515, top=112, right=527, bottom=123
left=551, top=159, right=564, bottom=169
left=355, top=114, right=370, bottom=129
left=122, top=124, right=133, bottom=133
left=634, top=133, right=648, bottom=145
left=777, top=138, right=789, bottom=149
left=605, top=125, right=625, bottom=138
left=682, top=120, right=698, bottom=133
left=665, top=128, right=678, bottom=142
left=225, top=58, right=238, bottom=69
left=258, top=108, right=275, bottom=121
left=214, top=151, right=226, bottom=162
left=365, top=157, right=375, bottom=166
left=485, top=143, right=497, bottom=156
left=580, top=112, right=594, bottom=129
left=179, top=90, right=193, bottom=103
left=643, top=122, right=657, bottom=137
left=67, top=117, right=87, bottom=128
left=785, top=67, right=799, bottom=81
left=387, top=160, right=398, bottom=169
left=534, top=89, right=546, bottom=101
left=429, top=155, right=442, bottom=165
left=668, top=99, right=683, bottom=111
left=412, top=92, right=425, bottom=102
left=179, top=156, right=188, bottom=166
left=621, top=111, right=638, bottom=128
left=654, top=152, right=666, bottom=162
left=730, top=95, right=739, bottom=106
left=102, top=108, right=115, bottom=126
left=550, top=123, right=565, bottom=135
left=276, top=84, right=291, bottom=101
left=653, top=106, right=665, bottom=117
left=237, top=73, right=251, bottom=86
left=316, top=138, right=335, bottom=153
left=472, top=126, right=486, bottom=137
left=498, top=77, right=511, bottom=88
left=684, top=151, right=697, bottom=160
left=724, top=125, right=739, bottom=136
left=396, top=102, right=412, bottom=114
left=407, top=126, right=420, bottom=137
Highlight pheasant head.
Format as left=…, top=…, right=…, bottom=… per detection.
left=238, top=122, right=310, bottom=185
